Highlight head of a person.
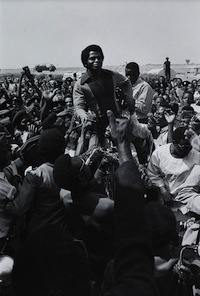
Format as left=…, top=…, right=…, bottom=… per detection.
left=162, top=94, right=170, bottom=104
left=196, top=82, right=200, bottom=93
left=81, top=44, right=104, bottom=73
left=155, top=96, right=166, bottom=108
left=154, top=105, right=168, bottom=128
left=12, top=225, right=90, bottom=296
left=179, top=105, right=195, bottom=127
left=176, top=78, right=182, bottom=88
left=48, top=79, right=57, bottom=91
left=189, top=113, right=200, bottom=135
left=182, top=80, right=190, bottom=92
left=52, top=93, right=65, bottom=113
left=12, top=110, right=30, bottom=131
left=125, top=62, right=140, bottom=85
left=65, top=94, right=73, bottom=108
left=191, top=79, right=197, bottom=88
left=159, top=76, right=165, bottom=83
left=172, top=127, right=192, bottom=158
left=53, top=154, right=92, bottom=192
left=181, top=91, right=194, bottom=106
left=38, top=128, right=65, bottom=164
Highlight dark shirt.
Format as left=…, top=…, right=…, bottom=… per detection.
left=6, top=163, right=69, bottom=236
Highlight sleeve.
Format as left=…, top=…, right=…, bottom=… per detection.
left=135, top=85, right=153, bottom=115
left=105, top=161, right=159, bottom=296
left=5, top=172, right=39, bottom=217
left=147, top=151, right=165, bottom=188
left=73, top=79, right=87, bottom=122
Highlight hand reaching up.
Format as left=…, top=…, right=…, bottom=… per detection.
left=107, top=110, right=133, bottom=164
left=106, top=110, right=132, bottom=144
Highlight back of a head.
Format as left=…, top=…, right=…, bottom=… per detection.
left=53, top=153, right=73, bottom=190
left=81, top=44, right=104, bottom=67
left=12, top=225, right=91, bottom=296
left=39, top=128, right=65, bottom=163
left=172, top=126, right=187, bottom=143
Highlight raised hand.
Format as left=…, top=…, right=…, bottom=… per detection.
left=42, top=88, right=59, bottom=102
left=164, top=109, right=176, bottom=124
left=106, top=110, right=132, bottom=144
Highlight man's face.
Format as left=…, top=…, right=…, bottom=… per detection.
left=125, top=68, right=139, bottom=85
left=182, top=93, right=191, bottom=106
left=154, top=106, right=167, bottom=128
left=86, top=51, right=103, bottom=73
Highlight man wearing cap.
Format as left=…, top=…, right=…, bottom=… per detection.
left=147, top=127, right=200, bottom=214
left=73, top=44, right=133, bottom=145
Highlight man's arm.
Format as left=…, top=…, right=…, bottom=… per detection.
left=107, top=110, right=133, bottom=165
left=105, top=111, right=159, bottom=295
left=73, top=80, right=87, bottom=123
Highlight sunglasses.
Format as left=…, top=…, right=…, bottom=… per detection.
left=177, top=143, right=191, bottom=149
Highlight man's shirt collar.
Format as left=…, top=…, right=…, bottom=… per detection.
left=80, top=69, right=111, bottom=85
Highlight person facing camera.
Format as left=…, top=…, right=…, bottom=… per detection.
left=73, top=44, right=133, bottom=146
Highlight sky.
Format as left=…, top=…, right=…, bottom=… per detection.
left=0, top=0, right=200, bottom=69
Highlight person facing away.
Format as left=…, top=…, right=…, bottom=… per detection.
left=163, top=57, right=171, bottom=81
left=73, top=44, right=133, bottom=146
left=125, top=62, right=154, bottom=124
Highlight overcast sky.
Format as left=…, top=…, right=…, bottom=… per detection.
left=0, top=0, right=200, bottom=69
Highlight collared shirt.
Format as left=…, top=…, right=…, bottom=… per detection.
left=73, top=69, right=132, bottom=122
left=132, top=78, right=154, bottom=120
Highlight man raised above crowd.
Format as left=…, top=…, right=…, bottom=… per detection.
left=125, top=62, right=154, bottom=124
left=73, top=44, right=133, bottom=146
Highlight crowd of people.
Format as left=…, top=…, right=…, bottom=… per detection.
left=0, top=44, right=200, bottom=296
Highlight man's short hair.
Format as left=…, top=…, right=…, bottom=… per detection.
left=39, top=128, right=65, bottom=163
left=81, top=44, right=104, bottom=66
left=53, top=154, right=77, bottom=191
left=125, top=62, right=140, bottom=74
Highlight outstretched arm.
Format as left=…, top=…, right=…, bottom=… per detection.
left=106, top=110, right=133, bottom=165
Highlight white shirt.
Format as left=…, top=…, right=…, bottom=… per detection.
left=147, top=143, right=200, bottom=196
left=132, top=78, right=154, bottom=120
